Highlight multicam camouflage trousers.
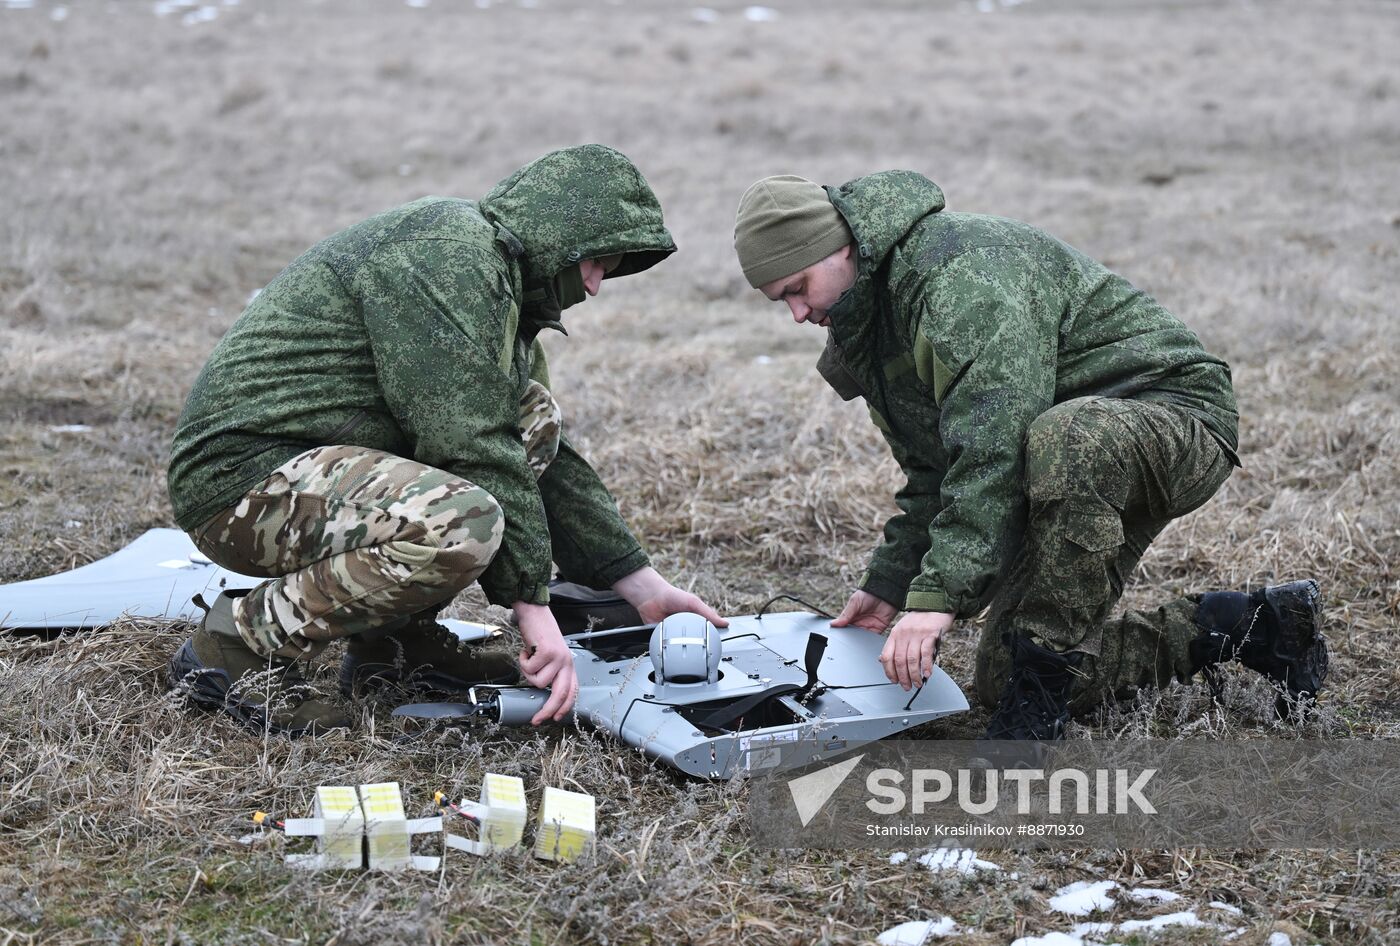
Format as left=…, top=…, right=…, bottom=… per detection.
left=973, top=396, right=1235, bottom=712
left=189, top=381, right=562, bottom=658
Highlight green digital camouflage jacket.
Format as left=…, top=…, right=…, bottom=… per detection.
left=168, top=145, right=676, bottom=607
left=817, top=171, right=1239, bottom=617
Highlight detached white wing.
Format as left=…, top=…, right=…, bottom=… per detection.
left=0, top=529, right=259, bottom=629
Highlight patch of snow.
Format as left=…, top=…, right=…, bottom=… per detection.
left=1010, top=933, right=1085, bottom=946
left=1124, top=887, right=1182, bottom=903
left=64, top=520, right=82, bottom=529
left=1267, top=935, right=1292, bottom=946
left=916, top=847, right=1001, bottom=874
left=743, top=5, right=777, bottom=21
left=1069, top=922, right=1114, bottom=938
left=1117, top=910, right=1206, bottom=933
left=876, top=917, right=958, bottom=945
left=48, top=424, right=92, bottom=433
left=889, top=851, right=908, bottom=865
left=753, top=355, right=773, bottom=365
left=1210, top=901, right=1243, bottom=915
left=1048, top=879, right=1117, bottom=916
left=690, top=6, right=718, bottom=22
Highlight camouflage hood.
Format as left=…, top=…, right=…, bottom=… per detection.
left=826, top=170, right=946, bottom=275
left=478, top=144, right=677, bottom=293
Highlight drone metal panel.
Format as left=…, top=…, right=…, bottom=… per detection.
left=564, top=611, right=968, bottom=779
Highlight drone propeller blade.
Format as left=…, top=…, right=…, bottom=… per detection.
left=391, top=702, right=479, bottom=720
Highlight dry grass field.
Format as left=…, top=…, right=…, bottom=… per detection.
left=2, top=0, right=1398, bottom=942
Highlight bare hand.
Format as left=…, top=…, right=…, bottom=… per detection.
left=514, top=602, right=578, bottom=725
left=879, top=611, right=954, bottom=691
left=831, top=589, right=899, bottom=634
left=613, top=566, right=729, bottom=628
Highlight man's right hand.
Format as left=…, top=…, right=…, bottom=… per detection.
left=830, top=589, right=899, bottom=634
left=513, top=601, right=578, bottom=725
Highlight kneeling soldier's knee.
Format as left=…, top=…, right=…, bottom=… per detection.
left=432, top=489, right=505, bottom=582
left=1024, top=397, right=1115, bottom=506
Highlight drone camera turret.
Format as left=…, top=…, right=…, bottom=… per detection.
left=649, top=612, right=722, bottom=685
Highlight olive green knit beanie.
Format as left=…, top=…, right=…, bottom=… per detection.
left=734, top=175, right=853, bottom=288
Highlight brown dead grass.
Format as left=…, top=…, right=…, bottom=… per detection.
left=2, top=0, right=1398, bottom=943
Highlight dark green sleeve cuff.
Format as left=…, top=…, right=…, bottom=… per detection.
left=481, top=575, right=551, bottom=608
left=517, top=581, right=550, bottom=606
left=591, top=547, right=651, bottom=590
left=858, top=570, right=908, bottom=610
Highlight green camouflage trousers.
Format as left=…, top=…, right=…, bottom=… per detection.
left=972, top=396, right=1235, bottom=712
left=189, top=381, right=562, bottom=658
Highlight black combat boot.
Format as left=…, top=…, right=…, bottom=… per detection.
left=167, top=590, right=353, bottom=737
left=339, top=610, right=520, bottom=699
left=982, top=634, right=1086, bottom=741
left=1189, top=579, right=1327, bottom=716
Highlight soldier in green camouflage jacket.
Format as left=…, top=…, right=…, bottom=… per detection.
left=734, top=173, right=1326, bottom=740
left=166, top=145, right=725, bottom=736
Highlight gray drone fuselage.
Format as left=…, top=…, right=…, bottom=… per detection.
left=0, top=531, right=969, bottom=780
left=419, top=611, right=969, bottom=780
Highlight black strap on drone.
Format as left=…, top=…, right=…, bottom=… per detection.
left=698, top=633, right=828, bottom=732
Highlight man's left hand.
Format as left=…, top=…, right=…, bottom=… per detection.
left=880, top=611, right=955, bottom=690
left=613, top=566, right=730, bottom=628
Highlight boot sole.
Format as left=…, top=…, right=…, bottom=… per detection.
left=167, top=639, right=339, bottom=738
left=1262, top=580, right=1328, bottom=696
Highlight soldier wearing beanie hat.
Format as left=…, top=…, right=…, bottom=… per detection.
left=733, top=169, right=1325, bottom=743
left=734, top=176, right=859, bottom=328
left=735, top=176, right=854, bottom=290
